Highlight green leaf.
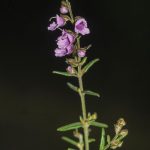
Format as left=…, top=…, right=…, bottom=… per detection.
left=68, top=148, right=76, bottom=150
left=90, top=121, right=108, bottom=128
left=80, top=57, right=88, bottom=66
left=85, top=44, right=92, bottom=50
left=107, top=135, right=111, bottom=144
left=84, top=90, right=100, bottom=98
left=53, top=71, right=75, bottom=77
left=82, top=58, right=100, bottom=74
left=89, top=138, right=96, bottom=143
left=67, top=82, right=79, bottom=92
left=99, top=128, right=105, bottom=150
left=62, top=136, right=78, bottom=147
left=57, top=122, right=82, bottom=132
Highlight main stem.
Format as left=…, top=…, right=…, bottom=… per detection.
left=66, top=1, right=89, bottom=149
left=78, top=66, right=89, bottom=150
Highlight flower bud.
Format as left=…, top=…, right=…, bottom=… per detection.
left=60, top=6, right=68, bottom=14
left=66, top=58, right=78, bottom=67
left=117, top=118, right=126, bottom=127
left=78, top=50, right=86, bottom=57
left=115, top=118, right=126, bottom=134
left=66, top=66, right=75, bottom=74
left=110, top=140, right=123, bottom=149
left=119, top=129, right=128, bottom=137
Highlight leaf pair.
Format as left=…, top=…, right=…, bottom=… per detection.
left=67, top=82, right=100, bottom=98
left=52, top=58, right=100, bottom=78
left=57, top=121, right=108, bottom=132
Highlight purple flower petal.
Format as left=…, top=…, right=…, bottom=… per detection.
left=56, top=15, right=65, bottom=27
left=75, top=18, right=90, bottom=35
left=66, top=45, right=74, bottom=55
left=48, top=22, right=57, bottom=31
left=54, top=48, right=67, bottom=57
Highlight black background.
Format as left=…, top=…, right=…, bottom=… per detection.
left=0, top=0, right=150, bottom=149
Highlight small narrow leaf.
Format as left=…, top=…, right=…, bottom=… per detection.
left=57, top=122, right=82, bottom=132
left=85, top=44, right=92, bottom=50
left=82, top=58, right=100, bottom=74
left=67, top=82, right=79, bottom=92
left=90, top=121, right=108, bottom=128
left=68, top=148, right=76, bottom=150
left=53, top=71, right=75, bottom=77
left=84, top=90, right=100, bottom=98
left=89, top=138, right=96, bottom=143
left=80, top=57, right=88, bottom=66
left=99, top=128, right=105, bottom=150
left=107, top=135, right=111, bottom=144
left=62, top=136, right=78, bottom=147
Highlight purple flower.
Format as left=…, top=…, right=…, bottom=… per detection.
left=78, top=50, right=86, bottom=57
left=54, top=48, right=67, bottom=57
left=66, top=66, right=75, bottom=74
left=60, top=6, right=68, bottom=14
left=75, top=18, right=90, bottom=35
left=48, top=15, right=65, bottom=31
left=54, top=30, right=75, bottom=57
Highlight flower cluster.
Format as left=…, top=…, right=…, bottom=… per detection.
left=48, top=1, right=90, bottom=57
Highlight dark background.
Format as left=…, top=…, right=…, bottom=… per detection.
left=0, top=0, right=150, bottom=149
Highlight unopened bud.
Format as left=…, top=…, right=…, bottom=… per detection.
left=60, top=6, right=68, bottom=14
left=111, top=140, right=123, bottom=149
left=119, top=129, right=128, bottom=137
left=66, top=58, right=78, bottom=67
left=117, top=118, right=126, bottom=127
left=66, top=66, right=75, bottom=74
left=115, top=118, right=126, bottom=134
left=78, top=50, right=86, bottom=58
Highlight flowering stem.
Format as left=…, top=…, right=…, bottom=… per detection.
left=78, top=66, right=89, bottom=150
left=78, top=67, right=87, bottom=119
left=77, top=37, right=89, bottom=150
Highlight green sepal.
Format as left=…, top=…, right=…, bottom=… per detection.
left=62, top=136, right=78, bottom=147
left=53, top=71, right=76, bottom=77
left=84, top=90, right=100, bottom=98
left=99, top=128, right=105, bottom=150
left=57, top=122, right=82, bottom=132
left=67, top=82, right=79, bottom=92
left=90, top=121, right=108, bottom=128
left=82, top=58, right=100, bottom=74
